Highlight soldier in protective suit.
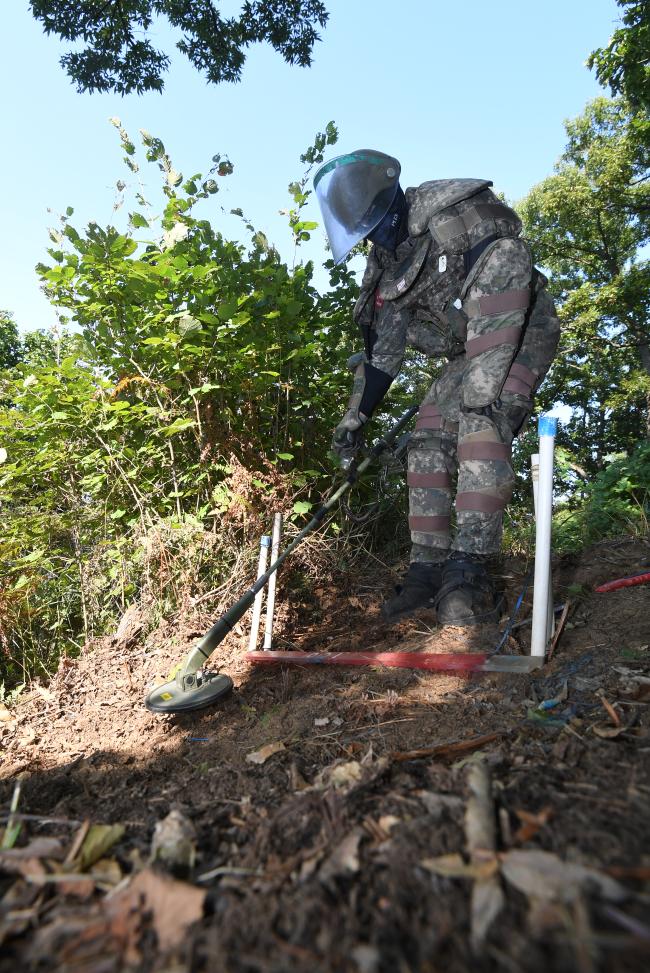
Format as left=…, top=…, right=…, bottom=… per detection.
left=314, top=150, right=561, bottom=627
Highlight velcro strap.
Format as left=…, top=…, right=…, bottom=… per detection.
left=407, top=471, right=452, bottom=489
left=510, top=362, right=537, bottom=386
left=465, top=326, right=522, bottom=359
left=432, top=203, right=519, bottom=247
left=457, top=441, right=511, bottom=462
left=503, top=375, right=532, bottom=395
left=478, top=289, right=530, bottom=316
left=456, top=492, right=507, bottom=513
left=502, top=361, right=537, bottom=396
left=474, top=203, right=520, bottom=225
left=409, top=515, right=450, bottom=533
left=431, top=215, right=467, bottom=244
left=416, top=415, right=443, bottom=431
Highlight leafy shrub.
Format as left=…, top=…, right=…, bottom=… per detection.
left=553, top=440, right=650, bottom=552
left=0, top=122, right=366, bottom=688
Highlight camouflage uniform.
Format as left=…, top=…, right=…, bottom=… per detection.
left=340, top=179, right=561, bottom=562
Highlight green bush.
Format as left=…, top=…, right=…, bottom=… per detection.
left=553, top=440, right=649, bottom=552
left=0, top=122, right=362, bottom=689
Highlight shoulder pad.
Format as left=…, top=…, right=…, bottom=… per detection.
left=407, top=179, right=493, bottom=237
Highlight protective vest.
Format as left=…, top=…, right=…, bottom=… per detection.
left=353, top=178, right=524, bottom=338
left=347, top=179, right=560, bottom=428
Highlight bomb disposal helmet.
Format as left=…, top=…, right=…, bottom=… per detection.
left=313, top=150, right=401, bottom=263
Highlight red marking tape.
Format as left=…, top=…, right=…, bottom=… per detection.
left=594, top=571, right=650, bottom=594
left=249, top=650, right=484, bottom=672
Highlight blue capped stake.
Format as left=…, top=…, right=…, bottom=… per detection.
left=539, top=415, right=558, bottom=437
left=531, top=414, right=558, bottom=658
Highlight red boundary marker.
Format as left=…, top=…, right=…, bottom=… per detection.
left=594, top=571, right=650, bottom=593
left=246, top=650, right=489, bottom=672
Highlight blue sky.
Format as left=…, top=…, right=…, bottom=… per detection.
left=2, top=0, right=622, bottom=333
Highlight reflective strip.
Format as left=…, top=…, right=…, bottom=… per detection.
left=419, top=404, right=442, bottom=417
left=465, top=326, right=522, bottom=359
left=456, top=492, right=507, bottom=513
left=457, top=441, right=511, bottom=462
left=407, top=471, right=452, bottom=489
left=479, top=289, right=530, bottom=316
left=409, top=515, right=450, bottom=533
left=415, top=415, right=443, bottom=431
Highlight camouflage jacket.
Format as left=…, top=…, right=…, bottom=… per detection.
left=351, top=179, right=555, bottom=415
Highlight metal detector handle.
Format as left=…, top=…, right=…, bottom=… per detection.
left=180, top=403, right=419, bottom=677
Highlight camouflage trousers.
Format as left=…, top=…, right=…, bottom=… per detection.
left=408, top=362, right=529, bottom=562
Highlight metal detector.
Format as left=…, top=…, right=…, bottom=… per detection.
left=144, top=405, right=418, bottom=714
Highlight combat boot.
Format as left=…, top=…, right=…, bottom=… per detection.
left=381, top=561, right=444, bottom=622
left=435, top=553, right=504, bottom=627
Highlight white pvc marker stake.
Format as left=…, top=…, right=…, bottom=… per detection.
left=263, top=513, right=283, bottom=650
left=531, top=416, right=558, bottom=658
left=248, top=535, right=271, bottom=652
left=531, top=453, right=555, bottom=643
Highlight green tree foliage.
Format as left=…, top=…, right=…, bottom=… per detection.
left=519, top=98, right=650, bottom=486
left=588, top=1, right=650, bottom=114
left=0, top=121, right=358, bottom=687
left=29, top=0, right=329, bottom=94
left=0, top=312, right=21, bottom=369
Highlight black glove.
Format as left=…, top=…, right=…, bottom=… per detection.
left=332, top=418, right=365, bottom=470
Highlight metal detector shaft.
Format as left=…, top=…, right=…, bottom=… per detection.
left=180, top=404, right=419, bottom=678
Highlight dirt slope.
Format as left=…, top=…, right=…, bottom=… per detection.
left=1, top=536, right=649, bottom=973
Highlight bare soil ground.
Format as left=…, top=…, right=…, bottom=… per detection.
left=1, top=535, right=650, bottom=973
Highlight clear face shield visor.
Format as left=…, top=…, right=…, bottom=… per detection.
left=313, top=150, right=401, bottom=264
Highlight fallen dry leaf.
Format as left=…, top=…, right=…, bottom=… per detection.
left=415, top=790, right=463, bottom=821
left=0, top=856, right=49, bottom=881
left=289, top=763, right=309, bottom=791
left=150, top=810, right=196, bottom=873
left=0, top=878, right=42, bottom=944
left=591, top=721, right=628, bottom=739
left=246, top=741, right=286, bottom=765
left=107, top=867, right=206, bottom=953
left=471, top=876, right=505, bottom=953
left=513, top=805, right=553, bottom=844
left=56, top=874, right=96, bottom=898
left=500, top=849, right=626, bottom=904
left=34, top=684, right=55, bottom=703
left=0, top=837, right=64, bottom=862
left=328, top=761, right=363, bottom=789
left=91, top=857, right=123, bottom=887
left=421, top=853, right=499, bottom=881
left=377, top=815, right=400, bottom=835
left=319, top=829, right=363, bottom=883
left=614, top=668, right=650, bottom=699
left=0, top=705, right=12, bottom=722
